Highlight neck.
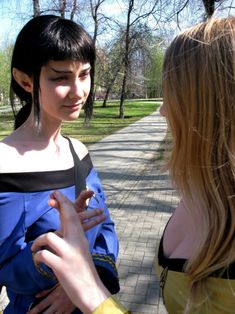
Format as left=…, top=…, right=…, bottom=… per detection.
left=17, top=112, right=63, bottom=143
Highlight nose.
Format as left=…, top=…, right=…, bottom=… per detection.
left=69, top=79, right=84, bottom=100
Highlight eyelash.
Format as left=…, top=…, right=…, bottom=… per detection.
left=51, top=72, right=90, bottom=82
left=80, top=71, right=90, bottom=79
left=51, top=76, right=67, bottom=82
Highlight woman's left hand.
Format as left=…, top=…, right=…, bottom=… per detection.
left=27, top=283, right=76, bottom=313
left=50, top=189, right=106, bottom=234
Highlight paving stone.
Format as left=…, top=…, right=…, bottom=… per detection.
left=88, top=110, right=177, bottom=313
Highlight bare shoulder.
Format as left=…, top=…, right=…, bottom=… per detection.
left=0, top=141, right=19, bottom=172
left=163, top=199, right=201, bottom=259
left=0, top=140, right=17, bottom=154
left=69, top=138, right=89, bottom=161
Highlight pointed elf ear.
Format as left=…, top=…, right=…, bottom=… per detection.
left=12, top=68, right=33, bottom=93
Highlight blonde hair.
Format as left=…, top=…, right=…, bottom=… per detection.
left=163, top=17, right=235, bottom=310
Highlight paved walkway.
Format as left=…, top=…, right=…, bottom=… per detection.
left=88, top=109, right=179, bottom=314
left=0, top=109, right=179, bottom=313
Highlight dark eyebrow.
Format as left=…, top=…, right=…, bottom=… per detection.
left=49, top=68, right=72, bottom=74
left=81, top=66, right=91, bottom=72
left=49, top=66, right=91, bottom=74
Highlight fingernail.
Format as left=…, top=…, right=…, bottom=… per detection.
left=92, top=194, right=99, bottom=204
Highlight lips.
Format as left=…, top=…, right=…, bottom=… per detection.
left=64, top=103, right=83, bottom=110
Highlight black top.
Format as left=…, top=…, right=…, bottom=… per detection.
left=0, top=153, right=92, bottom=192
left=158, top=228, right=235, bottom=279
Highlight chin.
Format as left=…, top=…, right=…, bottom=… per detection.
left=66, top=112, right=82, bottom=121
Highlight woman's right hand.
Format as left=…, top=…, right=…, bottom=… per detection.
left=27, top=283, right=76, bottom=314
left=32, top=190, right=111, bottom=314
left=50, top=189, right=106, bottom=234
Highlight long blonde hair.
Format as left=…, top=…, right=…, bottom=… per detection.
left=163, top=16, right=235, bottom=308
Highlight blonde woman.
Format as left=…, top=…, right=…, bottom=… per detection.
left=31, top=16, right=235, bottom=314
left=157, top=16, right=235, bottom=313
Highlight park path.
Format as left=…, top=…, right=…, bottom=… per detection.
left=88, top=109, right=179, bottom=314
left=0, top=109, right=179, bottom=314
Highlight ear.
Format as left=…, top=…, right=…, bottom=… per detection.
left=12, top=68, right=33, bottom=93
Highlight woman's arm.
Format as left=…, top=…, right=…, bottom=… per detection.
left=32, top=191, right=129, bottom=314
left=0, top=192, right=58, bottom=294
left=0, top=190, right=105, bottom=296
left=86, top=168, right=120, bottom=293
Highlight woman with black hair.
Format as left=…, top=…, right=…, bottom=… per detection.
left=0, top=15, right=119, bottom=314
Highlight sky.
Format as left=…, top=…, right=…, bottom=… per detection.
left=0, top=0, right=126, bottom=47
left=0, top=0, right=33, bottom=46
left=0, top=0, right=184, bottom=48
left=0, top=0, right=235, bottom=48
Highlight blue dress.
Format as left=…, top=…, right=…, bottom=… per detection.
left=0, top=140, right=119, bottom=313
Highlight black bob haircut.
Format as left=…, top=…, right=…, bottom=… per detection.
left=11, top=14, right=96, bottom=128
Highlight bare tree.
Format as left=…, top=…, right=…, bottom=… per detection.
left=118, top=0, right=133, bottom=118
left=36, top=0, right=81, bottom=20
left=202, top=0, right=215, bottom=16
left=88, top=0, right=108, bottom=116
left=101, top=68, right=120, bottom=106
left=70, top=0, right=78, bottom=20
left=90, top=0, right=106, bottom=43
left=33, top=0, right=41, bottom=17
left=96, top=40, right=124, bottom=107
left=202, top=0, right=229, bottom=18
left=163, top=0, right=234, bottom=27
left=118, top=0, right=159, bottom=118
left=60, top=0, right=67, bottom=18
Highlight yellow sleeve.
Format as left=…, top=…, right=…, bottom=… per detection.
left=93, top=296, right=131, bottom=314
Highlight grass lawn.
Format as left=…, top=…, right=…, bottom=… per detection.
left=0, top=99, right=161, bottom=145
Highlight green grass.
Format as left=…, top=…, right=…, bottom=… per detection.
left=0, top=111, right=14, bottom=140
left=0, top=99, right=161, bottom=145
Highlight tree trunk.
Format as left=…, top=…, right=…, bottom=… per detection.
left=102, top=66, right=121, bottom=107
left=202, top=0, right=215, bottom=18
left=119, top=0, right=134, bottom=119
left=60, top=0, right=67, bottom=18
left=70, top=0, right=78, bottom=20
left=89, top=0, right=103, bottom=118
left=102, top=85, right=111, bottom=107
left=32, top=0, right=40, bottom=17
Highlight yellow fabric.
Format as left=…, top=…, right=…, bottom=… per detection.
left=155, top=256, right=235, bottom=314
left=93, top=296, right=130, bottom=314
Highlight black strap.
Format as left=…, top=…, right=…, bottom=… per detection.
left=66, top=137, right=86, bottom=198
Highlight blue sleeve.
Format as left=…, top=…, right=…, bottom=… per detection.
left=0, top=192, right=58, bottom=295
left=85, top=168, right=120, bottom=293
